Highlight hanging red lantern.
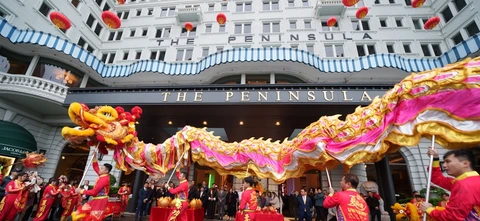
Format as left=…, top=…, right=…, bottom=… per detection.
left=101, top=11, right=122, bottom=29
left=184, top=22, right=193, bottom=32
left=424, top=16, right=440, bottom=30
left=216, top=13, right=227, bottom=25
left=49, top=12, right=72, bottom=30
left=342, top=0, right=360, bottom=7
left=356, top=6, right=369, bottom=19
left=411, top=0, right=426, bottom=8
left=117, top=0, right=125, bottom=4
left=327, top=17, right=337, bottom=27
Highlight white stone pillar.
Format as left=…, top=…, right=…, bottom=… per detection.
left=25, top=55, right=40, bottom=76
left=80, top=74, right=90, bottom=88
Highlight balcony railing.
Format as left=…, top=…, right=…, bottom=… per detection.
left=315, top=0, right=345, bottom=16
left=0, top=72, right=68, bottom=103
left=175, top=6, right=203, bottom=23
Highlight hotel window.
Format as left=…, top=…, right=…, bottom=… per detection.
left=304, top=21, right=312, bottom=29
left=0, top=9, right=8, bottom=19
left=386, top=44, right=395, bottom=53
left=101, top=53, right=115, bottom=64
left=288, top=0, right=294, bottom=7
left=221, top=3, right=227, bottom=11
left=290, top=21, right=297, bottom=29
left=403, top=43, right=411, bottom=53
left=181, top=27, right=196, bottom=36
left=431, top=44, right=442, bottom=56
left=263, top=22, right=280, bottom=33
left=123, top=51, right=129, bottom=60
left=263, top=1, right=279, bottom=11
left=219, top=24, right=226, bottom=32
left=208, top=4, right=214, bottom=11
left=357, top=44, right=376, bottom=56
left=404, top=0, right=411, bottom=6
left=150, top=50, right=166, bottom=61
left=236, top=2, right=252, bottom=12
left=321, top=21, right=339, bottom=31
left=71, top=0, right=80, bottom=8
left=395, top=18, right=404, bottom=27
left=160, top=7, right=175, bottom=16
left=302, top=0, right=309, bottom=6
left=108, top=31, right=123, bottom=41
left=136, top=9, right=141, bottom=16
left=389, top=0, right=395, bottom=3
left=379, top=19, right=387, bottom=27
left=452, top=0, right=466, bottom=12
left=451, top=32, right=464, bottom=45
left=86, top=14, right=103, bottom=37
left=465, top=21, right=480, bottom=37
left=135, top=51, right=142, bottom=59
left=39, top=2, right=52, bottom=17
left=235, top=23, right=252, bottom=34
left=86, top=14, right=95, bottom=28
left=412, top=18, right=427, bottom=30
left=142, top=28, right=148, bottom=36
left=148, top=8, right=154, bottom=15
left=102, top=3, right=110, bottom=11
left=306, top=45, right=314, bottom=53
left=155, top=27, right=171, bottom=38
left=95, top=0, right=102, bottom=6
left=130, top=29, right=136, bottom=37
left=176, top=49, right=193, bottom=61
left=202, top=48, right=209, bottom=57
left=352, top=20, right=370, bottom=30
left=205, top=24, right=212, bottom=33
left=325, top=45, right=344, bottom=57
left=421, top=43, right=442, bottom=56
left=374, top=0, right=380, bottom=4
left=441, top=6, right=453, bottom=23
left=117, top=11, right=129, bottom=20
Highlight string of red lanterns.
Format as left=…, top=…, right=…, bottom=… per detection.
left=49, top=12, right=71, bottom=30
left=424, top=16, right=440, bottom=30
left=327, top=17, right=337, bottom=27
left=184, top=22, right=194, bottom=32
left=355, top=6, right=369, bottom=19
left=216, top=13, right=227, bottom=25
left=101, top=11, right=121, bottom=29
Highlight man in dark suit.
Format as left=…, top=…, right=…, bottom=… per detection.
left=298, top=188, right=313, bottom=221
left=136, top=182, right=150, bottom=221
left=188, top=181, right=198, bottom=200
left=0, top=168, right=21, bottom=200
left=290, top=191, right=299, bottom=221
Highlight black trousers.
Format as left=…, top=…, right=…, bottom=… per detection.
left=370, top=208, right=381, bottom=221
left=315, top=206, right=327, bottom=221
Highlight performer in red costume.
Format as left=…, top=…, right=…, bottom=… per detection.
left=0, top=172, right=32, bottom=221
left=61, top=181, right=81, bottom=221
left=324, top=174, right=369, bottom=221
left=73, top=151, right=113, bottom=221
left=34, top=178, right=62, bottom=221
left=164, top=170, right=189, bottom=221
left=420, top=148, right=480, bottom=221
left=238, top=176, right=259, bottom=221
left=118, top=182, right=131, bottom=217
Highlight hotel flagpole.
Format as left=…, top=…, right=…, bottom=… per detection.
left=423, top=135, right=436, bottom=221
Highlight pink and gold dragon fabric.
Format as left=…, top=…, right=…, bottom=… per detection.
left=61, top=57, right=480, bottom=182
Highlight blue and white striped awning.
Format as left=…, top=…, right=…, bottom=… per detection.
left=1, top=18, right=479, bottom=78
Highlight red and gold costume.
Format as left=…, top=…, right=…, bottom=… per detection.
left=118, top=186, right=131, bottom=214
left=34, top=184, right=60, bottom=221
left=167, top=172, right=189, bottom=221
left=73, top=159, right=110, bottom=221
left=0, top=180, right=27, bottom=221
left=425, top=160, right=480, bottom=221
left=60, top=185, right=81, bottom=221
left=323, top=188, right=369, bottom=221
left=238, top=187, right=258, bottom=221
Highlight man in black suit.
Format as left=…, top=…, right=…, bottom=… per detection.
left=136, top=182, right=150, bottom=221
left=298, top=188, right=313, bottom=221
left=188, top=181, right=198, bottom=200
left=290, top=190, right=299, bottom=221
left=0, top=168, right=21, bottom=200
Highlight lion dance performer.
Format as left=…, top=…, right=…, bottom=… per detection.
left=164, top=170, right=189, bottom=221
left=0, top=172, right=31, bottom=221
left=118, top=182, right=131, bottom=217
left=238, top=177, right=258, bottom=221
left=72, top=151, right=112, bottom=221
left=60, top=181, right=81, bottom=221
left=34, top=178, right=62, bottom=221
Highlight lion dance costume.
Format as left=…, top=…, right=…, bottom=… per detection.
left=238, top=187, right=258, bottom=221
left=72, top=157, right=110, bottom=221
left=166, top=172, right=189, bottom=221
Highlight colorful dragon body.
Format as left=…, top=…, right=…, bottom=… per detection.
left=61, top=57, right=480, bottom=182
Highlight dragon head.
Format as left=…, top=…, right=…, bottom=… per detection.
left=61, top=102, right=142, bottom=154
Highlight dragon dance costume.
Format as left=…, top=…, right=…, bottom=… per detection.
left=166, top=172, right=189, bottom=221
left=425, top=160, right=480, bottom=221
left=323, top=188, right=369, bottom=221
left=73, top=158, right=110, bottom=221
left=238, top=187, right=258, bottom=221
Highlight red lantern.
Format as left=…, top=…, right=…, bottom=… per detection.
left=342, top=0, right=360, bottom=7
left=412, top=0, right=425, bottom=8
left=216, top=13, right=227, bottom=25
left=101, top=11, right=122, bottom=29
left=327, top=17, right=337, bottom=27
left=117, top=0, right=125, bottom=4
left=49, top=12, right=71, bottom=30
left=356, top=6, right=369, bottom=19
left=424, top=16, right=440, bottom=30
left=184, top=22, right=193, bottom=32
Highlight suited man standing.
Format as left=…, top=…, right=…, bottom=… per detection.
left=298, top=188, right=313, bottom=221
left=136, top=182, right=150, bottom=221
left=290, top=191, right=300, bottom=221
left=188, top=181, right=198, bottom=200
left=217, top=186, right=227, bottom=220
left=0, top=168, right=21, bottom=200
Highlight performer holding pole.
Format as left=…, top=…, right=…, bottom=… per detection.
left=238, top=176, right=258, bottom=221
left=420, top=147, right=480, bottom=221
left=73, top=151, right=113, bottom=221
left=163, top=169, right=189, bottom=221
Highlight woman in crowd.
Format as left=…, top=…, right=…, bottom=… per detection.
left=226, top=188, right=238, bottom=221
